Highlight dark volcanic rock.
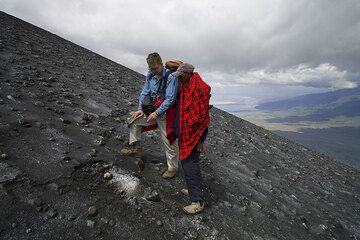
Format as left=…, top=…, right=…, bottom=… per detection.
left=46, top=209, right=58, bottom=218
left=0, top=11, right=359, bottom=240
left=80, top=113, right=93, bottom=125
left=87, top=206, right=98, bottom=217
left=145, top=189, right=161, bottom=202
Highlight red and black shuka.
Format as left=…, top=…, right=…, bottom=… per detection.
left=140, top=97, right=176, bottom=145
left=173, top=72, right=211, bottom=204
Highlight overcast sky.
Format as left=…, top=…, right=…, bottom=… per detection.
left=1, top=0, right=360, bottom=108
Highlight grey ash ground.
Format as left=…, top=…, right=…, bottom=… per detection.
left=0, top=11, right=359, bottom=240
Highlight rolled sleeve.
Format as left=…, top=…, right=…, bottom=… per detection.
left=138, top=72, right=152, bottom=110
left=155, top=74, right=178, bottom=116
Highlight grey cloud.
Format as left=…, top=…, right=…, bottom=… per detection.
left=1, top=0, right=359, bottom=90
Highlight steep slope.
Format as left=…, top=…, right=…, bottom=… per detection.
left=0, top=11, right=359, bottom=240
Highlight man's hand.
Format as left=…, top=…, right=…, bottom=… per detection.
left=196, top=142, right=204, bottom=152
left=131, top=110, right=144, bottom=118
left=147, top=111, right=158, bottom=122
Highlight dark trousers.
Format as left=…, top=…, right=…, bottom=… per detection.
left=181, top=149, right=204, bottom=203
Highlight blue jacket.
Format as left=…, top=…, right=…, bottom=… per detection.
left=138, top=66, right=178, bottom=116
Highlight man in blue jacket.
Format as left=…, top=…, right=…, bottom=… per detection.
left=120, top=52, right=179, bottom=179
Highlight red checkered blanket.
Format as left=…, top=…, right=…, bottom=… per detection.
left=141, top=98, right=176, bottom=145
left=179, top=73, right=211, bottom=160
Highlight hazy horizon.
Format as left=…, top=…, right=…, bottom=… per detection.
left=1, top=0, right=360, bottom=109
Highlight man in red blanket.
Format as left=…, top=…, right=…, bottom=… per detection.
left=172, top=63, right=211, bottom=214
left=120, top=53, right=179, bottom=179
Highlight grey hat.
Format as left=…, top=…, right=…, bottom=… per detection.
left=172, top=63, right=194, bottom=77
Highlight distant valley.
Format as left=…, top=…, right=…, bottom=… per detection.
left=225, top=87, right=360, bottom=169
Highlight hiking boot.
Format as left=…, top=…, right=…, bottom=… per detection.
left=183, top=202, right=204, bottom=215
left=181, top=188, right=189, bottom=196
left=120, top=142, right=142, bottom=157
left=162, top=169, right=176, bottom=179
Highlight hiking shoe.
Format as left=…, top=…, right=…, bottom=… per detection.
left=120, top=143, right=142, bottom=157
left=181, top=188, right=189, bottom=196
left=162, top=169, right=176, bottom=179
left=183, top=202, right=204, bottom=215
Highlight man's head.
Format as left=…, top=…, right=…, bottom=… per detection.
left=147, top=52, right=163, bottom=76
left=172, top=63, right=194, bottom=83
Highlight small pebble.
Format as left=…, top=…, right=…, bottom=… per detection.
left=103, top=172, right=113, bottom=180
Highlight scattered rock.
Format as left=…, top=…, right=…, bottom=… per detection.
left=319, top=224, right=328, bottom=231
left=186, top=228, right=199, bottom=239
left=127, top=197, right=142, bottom=212
left=251, top=170, right=260, bottom=178
left=103, top=172, right=113, bottom=180
left=115, top=134, right=124, bottom=141
left=95, top=136, right=106, bottom=146
left=18, top=118, right=32, bottom=127
left=87, top=206, right=98, bottom=217
left=46, top=209, right=58, bottom=218
left=0, top=162, right=21, bottom=183
left=88, top=149, right=97, bottom=157
left=67, top=214, right=76, bottom=221
left=100, top=218, right=109, bottom=224
left=47, top=182, right=59, bottom=192
left=92, top=128, right=111, bottom=138
left=34, top=101, right=45, bottom=107
left=302, top=222, right=309, bottom=230
left=110, top=108, right=127, bottom=117
left=299, top=215, right=308, bottom=223
left=145, top=190, right=161, bottom=202
left=86, top=219, right=96, bottom=228
left=331, top=220, right=344, bottom=229
left=223, top=201, right=232, bottom=208
left=7, top=95, right=15, bottom=101
left=80, top=113, right=93, bottom=125
left=108, top=219, right=115, bottom=227
left=60, top=118, right=71, bottom=124
left=28, top=198, right=43, bottom=207
left=137, top=159, right=145, bottom=171
left=62, top=156, right=71, bottom=162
